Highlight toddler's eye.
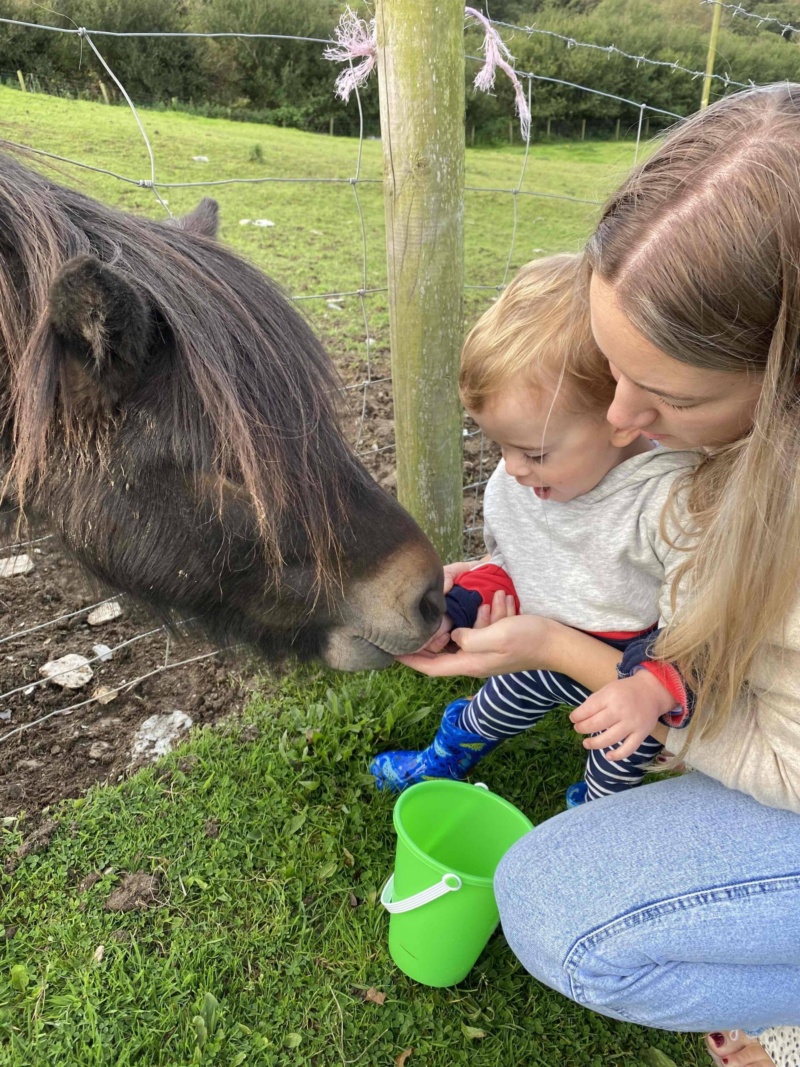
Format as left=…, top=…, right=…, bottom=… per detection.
left=524, top=453, right=547, bottom=463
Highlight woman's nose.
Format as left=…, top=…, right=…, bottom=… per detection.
left=608, top=378, right=657, bottom=430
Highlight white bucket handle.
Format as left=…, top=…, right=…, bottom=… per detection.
left=380, top=871, right=462, bottom=914
left=381, top=782, right=490, bottom=914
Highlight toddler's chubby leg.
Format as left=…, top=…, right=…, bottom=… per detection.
left=369, top=669, right=590, bottom=792
left=575, top=733, right=663, bottom=804
left=462, top=669, right=590, bottom=739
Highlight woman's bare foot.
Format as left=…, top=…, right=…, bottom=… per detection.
left=706, top=1031, right=775, bottom=1067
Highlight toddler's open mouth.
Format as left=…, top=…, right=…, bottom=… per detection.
left=533, top=486, right=552, bottom=499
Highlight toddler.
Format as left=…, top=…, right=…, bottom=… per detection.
left=371, top=253, right=697, bottom=803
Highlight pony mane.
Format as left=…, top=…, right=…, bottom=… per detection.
left=0, top=147, right=352, bottom=589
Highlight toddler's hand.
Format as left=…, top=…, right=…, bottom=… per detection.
left=569, top=670, right=676, bottom=761
left=442, top=558, right=488, bottom=594
left=422, top=613, right=455, bottom=654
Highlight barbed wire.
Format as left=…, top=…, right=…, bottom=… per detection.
left=0, top=646, right=224, bottom=746
left=0, top=625, right=164, bottom=705
left=0, top=596, right=118, bottom=646
left=0, top=534, right=54, bottom=554
left=700, top=0, right=800, bottom=37
left=486, top=18, right=753, bottom=90
left=0, top=17, right=330, bottom=43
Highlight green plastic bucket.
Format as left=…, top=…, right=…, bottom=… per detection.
left=381, top=780, right=534, bottom=987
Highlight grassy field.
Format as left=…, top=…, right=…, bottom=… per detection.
left=0, top=90, right=705, bottom=1067
left=0, top=85, right=638, bottom=365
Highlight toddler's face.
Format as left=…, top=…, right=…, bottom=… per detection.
left=468, top=386, right=632, bottom=503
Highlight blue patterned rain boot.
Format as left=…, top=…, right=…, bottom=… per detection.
left=370, top=698, right=500, bottom=792
left=565, top=780, right=589, bottom=808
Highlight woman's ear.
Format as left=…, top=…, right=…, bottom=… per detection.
left=608, top=424, right=643, bottom=447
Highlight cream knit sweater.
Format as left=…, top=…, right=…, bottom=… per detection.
left=665, top=604, right=800, bottom=814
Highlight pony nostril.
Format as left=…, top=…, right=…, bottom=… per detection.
left=418, top=586, right=445, bottom=628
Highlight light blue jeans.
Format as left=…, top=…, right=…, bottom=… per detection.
left=494, top=772, right=800, bottom=1032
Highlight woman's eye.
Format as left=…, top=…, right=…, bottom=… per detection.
left=656, top=398, right=691, bottom=411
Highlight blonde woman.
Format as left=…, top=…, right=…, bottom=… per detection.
left=399, top=84, right=800, bottom=1066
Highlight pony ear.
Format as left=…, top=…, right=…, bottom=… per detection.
left=48, top=254, right=153, bottom=414
left=169, top=198, right=219, bottom=239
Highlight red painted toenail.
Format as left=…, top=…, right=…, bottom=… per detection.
left=710, top=1034, right=725, bottom=1048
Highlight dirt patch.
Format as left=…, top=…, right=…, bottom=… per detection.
left=4, top=816, right=58, bottom=872
left=105, top=871, right=160, bottom=912
left=0, top=537, right=251, bottom=818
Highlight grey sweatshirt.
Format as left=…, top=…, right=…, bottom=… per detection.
left=481, top=447, right=700, bottom=634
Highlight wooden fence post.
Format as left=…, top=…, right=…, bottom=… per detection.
left=376, top=0, right=464, bottom=561
left=98, top=80, right=110, bottom=105
left=16, top=70, right=26, bottom=92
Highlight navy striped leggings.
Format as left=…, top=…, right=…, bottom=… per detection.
left=460, top=668, right=662, bottom=801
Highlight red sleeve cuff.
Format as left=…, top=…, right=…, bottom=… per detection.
left=639, top=660, right=690, bottom=727
left=453, top=564, right=521, bottom=613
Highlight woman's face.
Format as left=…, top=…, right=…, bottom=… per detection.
left=590, top=274, right=763, bottom=449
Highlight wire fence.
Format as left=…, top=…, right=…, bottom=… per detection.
left=0, top=1, right=771, bottom=751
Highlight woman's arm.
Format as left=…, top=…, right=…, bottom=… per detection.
left=398, top=614, right=620, bottom=690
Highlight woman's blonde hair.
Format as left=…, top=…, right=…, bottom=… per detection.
left=460, top=252, right=615, bottom=415
left=587, top=83, right=800, bottom=752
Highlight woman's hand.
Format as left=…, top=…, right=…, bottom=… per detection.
left=397, top=614, right=556, bottom=678
left=474, top=589, right=517, bottom=628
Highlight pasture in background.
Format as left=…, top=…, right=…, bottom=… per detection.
left=0, top=82, right=638, bottom=815
left=0, top=0, right=753, bottom=1053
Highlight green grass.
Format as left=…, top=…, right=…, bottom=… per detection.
left=0, top=86, right=638, bottom=364
left=2, top=667, right=704, bottom=1067
left=0, top=91, right=704, bottom=1066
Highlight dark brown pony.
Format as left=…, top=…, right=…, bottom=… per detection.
left=0, top=150, right=444, bottom=669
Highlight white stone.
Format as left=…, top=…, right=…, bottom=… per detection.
left=39, top=653, right=93, bottom=689
left=130, top=710, right=192, bottom=764
left=92, top=644, right=113, bottom=662
left=191, top=155, right=209, bottom=163
left=93, top=686, right=117, bottom=705
left=252, top=218, right=274, bottom=227
left=87, top=601, right=122, bottom=626
left=0, top=554, right=34, bottom=577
